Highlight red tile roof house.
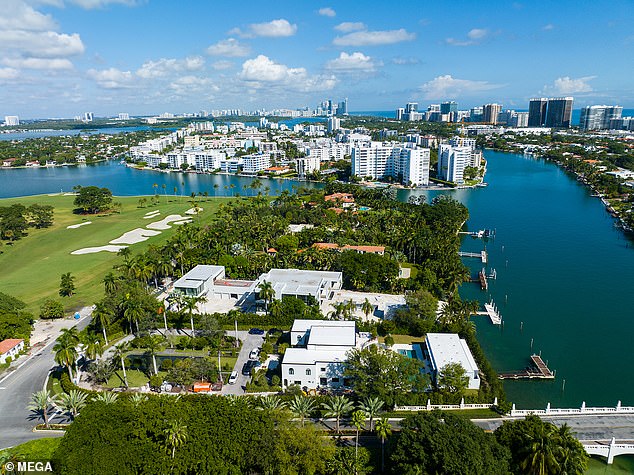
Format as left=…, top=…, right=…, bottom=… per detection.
left=0, top=338, right=25, bottom=364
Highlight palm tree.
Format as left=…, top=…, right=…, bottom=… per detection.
left=145, top=335, right=164, bottom=375
left=103, top=272, right=118, bottom=294
left=322, top=396, right=354, bottom=433
left=288, top=395, right=315, bottom=426
left=123, top=298, right=144, bottom=334
left=161, top=183, right=167, bottom=201
left=164, top=420, right=188, bottom=459
left=351, top=410, right=366, bottom=473
left=94, top=392, right=119, bottom=404
left=258, top=280, right=275, bottom=312
left=53, top=332, right=79, bottom=381
left=28, top=390, right=55, bottom=428
left=57, top=390, right=88, bottom=420
left=182, top=295, right=206, bottom=337
left=556, top=424, right=589, bottom=474
left=93, top=303, right=112, bottom=345
left=360, top=396, right=384, bottom=431
left=258, top=396, right=286, bottom=411
left=519, top=421, right=560, bottom=475
left=361, top=298, right=374, bottom=320
left=112, top=342, right=130, bottom=388
left=375, top=417, right=392, bottom=473
left=83, top=333, right=104, bottom=361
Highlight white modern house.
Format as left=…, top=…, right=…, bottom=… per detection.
left=425, top=333, right=480, bottom=390
left=173, top=265, right=225, bottom=297
left=282, top=320, right=374, bottom=389
left=255, top=269, right=342, bottom=305
left=0, top=339, right=24, bottom=364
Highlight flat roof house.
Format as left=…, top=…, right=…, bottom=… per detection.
left=425, top=333, right=480, bottom=390
left=282, top=320, right=373, bottom=390
left=173, top=265, right=225, bottom=297
left=0, top=338, right=24, bottom=364
left=255, top=269, right=342, bottom=305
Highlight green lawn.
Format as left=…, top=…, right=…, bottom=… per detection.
left=378, top=334, right=425, bottom=345
left=0, top=194, right=230, bottom=314
left=0, top=437, right=61, bottom=460
left=104, top=369, right=149, bottom=388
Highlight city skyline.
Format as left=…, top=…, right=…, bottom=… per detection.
left=1, top=0, right=634, bottom=118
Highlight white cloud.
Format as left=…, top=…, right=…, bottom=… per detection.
left=392, top=57, right=420, bottom=65
left=419, top=74, right=503, bottom=99
left=542, top=23, right=555, bottom=31
left=87, top=67, right=133, bottom=89
left=206, top=38, right=250, bottom=57
left=1, top=1, right=57, bottom=31
left=0, top=67, right=19, bottom=80
left=136, top=56, right=204, bottom=79
left=334, top=22, right=366, bottom=33
left=541, top=76, right=596, bottom=95
left=66, top=0, right=138, bottom=8
left=318, top=7, right=336, bottom=17
left=2, top=57, right=73, bottom=69
left=0, top=30, right=84, bottom=57
left=333, top=28, right=415, bottom=46
left=169, top=75, right=217, bottom=96
left=446, top=28, right=489, bottom=46
left=325, top=52, right=379, bottom=73
left=233, top=19, right=297, bottom=38
left=211, top=60, right=234, bottom=70
left=239, top=55, right=336, bottom=92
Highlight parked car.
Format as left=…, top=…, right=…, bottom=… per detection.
left=248, top=328, right=265, bottom=335
left=242, top=360, right=255, bottom=376
left=249, top=348, right=260, bottom=360
left=228, top=371, right=238, bottom=384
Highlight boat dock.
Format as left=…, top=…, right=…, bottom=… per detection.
left=473, top=300, right=502, bottom=325
left=498, top=354, right=555, bottom=380
left=478, top=268, right=488, bottom=290
left=458, top=229, right=496, bottom=239
left=458, top=250, right=488, bottom=263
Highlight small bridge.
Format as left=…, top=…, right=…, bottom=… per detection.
left=581, top=438, right=634, bottom=464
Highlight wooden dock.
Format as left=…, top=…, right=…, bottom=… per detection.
left=458, top=250, right=488, bottom=263
left=498, top=354, right=555, bottom=380
left=478, top=268, right=488, bottom=290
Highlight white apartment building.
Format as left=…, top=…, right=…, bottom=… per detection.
left=4, top=116, right=19, bottom=126
left=282, top=320, right=374, bottom=389
left=327, top=116, right=341, bottom=133
left=307, top=144, right=351, bottom=162
left=296, top=156, right=321, bottom=177
left=351, top=142, right=430, bottom=186
left=449, top=136, right=482, bottom=168
left=438, top=143, right=471, bottom=184
left=242, top=153, right=271, bottom=174
left=220, top=157, right=244, bottom=173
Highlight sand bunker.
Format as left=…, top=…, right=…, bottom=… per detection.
left=173, top=219, right=193, bottom=225
left=110, top=228, right=162, bottom=245
left=67, top=221, right=92, bottom=229
left=147, top=215, right=189, bottom=230
left=185, top=207, right=203, bottom=215
left=71, top=245, right=127, bottom=255
left=143, top=210, right=161, bottom=219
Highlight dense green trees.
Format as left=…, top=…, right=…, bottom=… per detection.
left=72, top=185, right=113, bottom=214
left=0, top=292, right=32, bottom=341
left=388, top=411, right=510, bottom=474
left=39, top=298, right=64, bottom=319
left=345, top=346, right=429, bottom=407
left=0, top=203, right=53, bottom=241
left=495, top=415, right=589, bottom=475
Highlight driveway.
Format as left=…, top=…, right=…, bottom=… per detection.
left=221, top=330, right=264, bottom=396
left=0, top=308, right=92, bottom=449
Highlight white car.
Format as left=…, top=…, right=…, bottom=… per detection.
left=228, top=371, right=238, bottom=385
left=249, top=348, right=260, bottom=360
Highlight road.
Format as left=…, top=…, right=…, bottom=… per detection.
left=221, top=331, right=264, bottom=396
left=0, top=310, right=92, bottom=450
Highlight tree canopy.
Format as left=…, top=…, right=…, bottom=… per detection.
left=0, top=292, right=32, bottom=341
left=73, top=185, right=113, bottom=214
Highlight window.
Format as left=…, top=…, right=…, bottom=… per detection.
left=294, top=381, right=301, bottom=385
left=320, top=378, right=327, bottom=385
left=288, top=368, right=294, bottom=375
left=331, top=377, right=339, bottom=383
left=320, top=367, right=326, bottom=372
left=306, top=369, right=311, bottom=375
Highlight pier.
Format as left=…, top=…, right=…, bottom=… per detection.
left=458, top=250, right=488, bottom=263
left=473, top=299, right=502, bottom=325
left=498, top=354, right=555, bottom=380
left=458, top=229, right=495, bottom=239
left=478, top=268, right=488, bottom=290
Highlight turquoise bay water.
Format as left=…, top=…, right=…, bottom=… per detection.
left=1, top=152, right=633, bottom=409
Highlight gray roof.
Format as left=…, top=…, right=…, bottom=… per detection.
left=262, top=269, right=341, bottom=295
left=282, top=348, right=349, bottom=365
left=173, top=265, right=224, bottom=289
left=308, top=325, right=356, bottom=347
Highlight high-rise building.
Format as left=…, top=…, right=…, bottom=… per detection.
left=482, top=104, right=502, bottom=124
left=396, top=108, right=405, bottom=120
left=118, top=113, right=130, bottom=120
left=528, top=98, right=548, bottom=127
left=441, top=101, right=458, bottom=115
left=83, top=112, right=94, bottom=122
left=545, top=97, right=573, bottom=128
left=579, top=105, right=623, bottom=131
left=438, top=144, right=471, bottom=184
left=351, top=142, right=430, bottom=186
left=469, top=106, right=483, bottom=122
left=4, top=116, right=19, bottom=126
left=338, top=98, right=348, bottom=115
left=510, top=112, right=529, bottom=128
left=327, top=116, right=341, bottom=133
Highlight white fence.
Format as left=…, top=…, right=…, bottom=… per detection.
left=510, top=401, right=634, bottom=417
left=395, top=398, right=498, bottom=412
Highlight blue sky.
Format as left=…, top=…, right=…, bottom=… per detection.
left=1, top=0, right=633, bottom=118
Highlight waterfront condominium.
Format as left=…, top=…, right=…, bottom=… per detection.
left=529, top=97, right=574, bottom=128
left=438, top=143, right=472, bottom=184
left=351, top=142, right=430, bottom=186
left=579, top=105, right=623, bottom=131
left=482, top=103, right=502, bottom=124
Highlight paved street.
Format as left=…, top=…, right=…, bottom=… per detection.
left=0, top=309, right=92, bottom=449
left=221, top=330, right=264, bottom=395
